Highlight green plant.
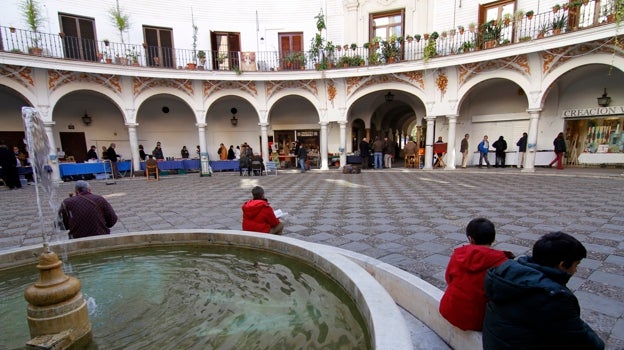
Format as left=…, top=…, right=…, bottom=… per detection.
left=314, top=9, right=326, bottom=32
left=405, top=34, right=413, bottom=42
left=381, top=34, right=401, bottom=63
left=526, top=10, right=534, bottom=19
left=503, top=13, right=513, bottom=26
left=367, top=50, right=380, bottom=65
left=423, top=36, right=437, bottom=62
left=414, top=34, right=421, bottom=42
left=109, top=0, right=130, bottom=44
left=125, top=48, right=139, bottom=61
left=350, top=43, right=357, bottom=50
left=285, top=51, right=306, bottom=67
left=481, top=20, right=502, bottom=43
left=20, top=0, right=45, bottom=47
left=552, top=15, right=568, bottom=31
left=514, top=9, right=525, bottom=21
left=458, top=40, right=475, bottom=53
left=363, top=42, right=370, bottom=49
left=553, top=4, right=561, bottom=13
left=351, top=55, right=365, bottom=66
left=339, top=55, right=351, bottom=66
left=217, top=52, right=228, bottom=63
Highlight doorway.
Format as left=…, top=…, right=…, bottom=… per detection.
left=59, top=132, right=87, bottom=163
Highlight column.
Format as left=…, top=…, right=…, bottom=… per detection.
left=423, top=116, right=436, bottom=170
left=365, top=128, right=370, bottom=141
left=126, top=121, right=139, bottom=173
left=339, top=121, right=347, bottom=168
left=260, top=123, right=269, bottom=163
left=43, top=121, right=61, bottom=182
left=523, top=109, right=541, bottom=173
left=196, top=123, right=209, bottom=175
left=445, top=115, right=458, bottom=170
left=319, top=122, right=329, bottom=170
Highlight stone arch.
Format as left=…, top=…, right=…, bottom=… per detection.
left=134, top=87, right=196, bottom=123
left=205, top=90, right=262, bottom=124
left=49, top=83, right=125, bottom=122
left=266, top=89, right=322, bottom=123
left=0, top=79, right=37, bottom=111
left=457, top=71, right=532, bottom=113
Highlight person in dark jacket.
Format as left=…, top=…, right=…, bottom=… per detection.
left=549, top=132, right=567, bottom=170
left=439, top=218, right=513, bottom=331
left=59, top=180, right=118, bottom=239
left=106, top=143, right=122, bottom=178
left=0, top=144, right=21, bottom=189
left=492, top=135, right=507, bottom=167
left=241, top=186, right=283, bottom=235
left=516, top=132, right=528, bottom=168
left=359, top=137, right=370, bottom=169
left=86, top=145, right=98, bottom=160
left=483, top=231, right=604, bottom=350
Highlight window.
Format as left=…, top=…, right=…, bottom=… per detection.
left=279, top=32, right=304, bottom=70
left=59, top=13, right=97, bottom=61
left=479, top=0, right=515, bottom=44
left=210, top=32, right=241, bottom=70
left=370, top=10, right=404, bottom=41
left=143, top=26, right=174, bottom=68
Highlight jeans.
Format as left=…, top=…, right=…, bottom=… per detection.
left=479, top=152, right=490, bottom=167
left=298, top=158, right=306, bottom=172
left=374, top=152, right=383, bottom=169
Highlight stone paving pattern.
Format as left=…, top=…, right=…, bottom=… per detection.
left=1, top=166, right=623, bottom=349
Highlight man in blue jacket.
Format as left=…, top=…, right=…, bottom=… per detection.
left=477, top=135, right=490, bottom=168
left=483, top=232, right=604, bottom=350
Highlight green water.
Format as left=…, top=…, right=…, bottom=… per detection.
left=0, top=245, right=370, bottom=350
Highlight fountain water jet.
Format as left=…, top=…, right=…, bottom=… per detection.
left=21, top=107, right=92, bottom=349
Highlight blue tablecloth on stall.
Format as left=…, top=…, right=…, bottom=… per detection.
left=210, top=160, right=240, bottom=171
left=59, top=161, right=131, bottom=177
left=347, top=156, right=362, bottom=164
left=139, top=159, right=200, bottom=171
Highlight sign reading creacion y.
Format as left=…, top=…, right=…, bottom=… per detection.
left=562, top=106, right=624, bottom=118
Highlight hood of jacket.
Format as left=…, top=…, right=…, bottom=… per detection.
left=242, top=199, right=271, bottom=220
left=452, top=244, right=508, bottom=274
left=485, top=256, right=572, bottom=303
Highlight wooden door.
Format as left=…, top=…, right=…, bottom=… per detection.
left=210, top=32, right=241, bottom=70
left=144, top=26, right=174, bottom=68
left=59, top=132, right=87, bottom=163
left=60, top=14, right=97, bottom=61
left=278, top=32, right=303, bottom=70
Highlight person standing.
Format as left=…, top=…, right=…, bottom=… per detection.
left=218, top=143, right=228, bottom=160
left=234, top=145, right=241, bottom=159
left=492, top=136, right=507, bottom=168
left=106, top=143, right=122, bottom=178
left=242, top=186, right=283, bottom=235
left=359, top=137, right=370, bottom=169
left=0, top=144, right=21, bottom=189
left=138, top=144, right=147, bottom=161
left=460, top=134, right=470, bottom=168
left=153, top=142, right=164, bottom=160
left=227, top=145, right=236, bottom=160
left=434, top=136, right=444, bottom=167
left=478, top=135, right=490, bottom=168
left=372, top=137, right=384, bottom=169
left=180, top=146, right=190, bottom=159
left=404, top=137, right=418, bottom=168
left=516, top=132, right=528, bottom=168
left=549, top=132, right=566, bottom=170
left=297, top=144, right=308, bottom=173
left=59, top=180, right=118, bottom=239
left=483, top=232, right=604, bottom=350
left=86, top=145, right=98, bottom=161
left=383, top=137, right=395, bottom=168
left=101, top=146, right=108, bottom=160
left=439, top=218, right=513, bottom=331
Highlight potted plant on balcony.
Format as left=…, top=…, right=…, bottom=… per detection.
left=285, top=52, right=306, bottom=69
left=553, top=4, right=561, bottom=13
left=309, top=10, right=327, bottom=70
left=481, top=20, right=502, bottom=48
left=414, top=34, right=422, bottom=42
left=197, top=50, right=206, bottom=68
left=526, top=10, right=535, bottom=20
left=551, top=15, right=567, bottom=34
left=381, top=34, right=401, bottom=63
left=20, top=0, right=45, bottom=55
left=457, top=25, right=465, bottom=35
left=537, top=23, right=549, bottom=38
left=423, top=31, right=438, bottom=62
left=339, top=55, right=351, bottom=68
left=325, top=41, right=336, bottom=68
left=109, top=0, right=130, bottom=44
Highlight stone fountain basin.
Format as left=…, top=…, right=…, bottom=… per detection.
left=0, top=230, right=482, bottom=350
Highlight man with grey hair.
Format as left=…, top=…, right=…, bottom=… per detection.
left=59, top=180, right=118, bottom=239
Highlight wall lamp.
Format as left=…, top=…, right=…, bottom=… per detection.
left=597, top=88, right=611, bottom=107
left=230, top=107, right=238, bottom=126
left=81, top=112, right=92, bottom=126
left=384, top=91, right=394, bottom=102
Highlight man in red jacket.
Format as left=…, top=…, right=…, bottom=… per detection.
left=242, top=186, right=283, bottom=235
left=439, top=217, right=513, bottom=331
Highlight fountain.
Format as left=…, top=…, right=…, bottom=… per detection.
left=19, top=107, right=92, bottom=349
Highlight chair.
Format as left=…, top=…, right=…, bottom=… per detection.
left=405, top=155, right=417, bottom=168
left=433, top=143, right=447, bottom=168
left=146, top=163, right=159, bottom=181
left=265, top=161, right=278, bottom=176
left=251, top=160, right=264, bottom=176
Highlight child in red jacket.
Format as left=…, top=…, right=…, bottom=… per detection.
left=439, top=217, right=513, bottom=331
left=242, top=186, right=283, bottom=235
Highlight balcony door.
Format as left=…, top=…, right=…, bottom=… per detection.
left=278, top=32, right=303, bottom=70
left=59, top=14, right=97, bottom=61
left=210, top=32, right=241, bottom=71
left=144, top=26, right=174, bottom=68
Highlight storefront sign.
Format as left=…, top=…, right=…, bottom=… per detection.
left=562, top=105, right=624, bottom=118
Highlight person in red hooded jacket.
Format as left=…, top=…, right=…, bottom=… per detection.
left=439, top=217, right=513, bottom=331
left=242, top=186, right=283, bottom=235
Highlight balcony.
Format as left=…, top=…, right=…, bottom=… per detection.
left=0, top=0, right=618, bottom=72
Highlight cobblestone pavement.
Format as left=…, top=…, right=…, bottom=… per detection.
left=1, top=166, right=623, bottom=349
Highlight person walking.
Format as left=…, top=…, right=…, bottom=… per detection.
left=516, top=132, right=528, bottom=168
left=478, top=135, right=490, bottom=168
left=359, top=137, right=370, bottom=169
left=59, top=180, right=118, bottom=239
left=492, top=136, right=507, bottom=168
left=549, top=132, right=566, bottom=170
left=372, top=137, right=384, bottom=169
left=460, top=134, right=470, bottom=168
left=297, top=144, right=308, bottom=173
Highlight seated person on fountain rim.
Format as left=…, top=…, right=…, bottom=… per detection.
left=241, top=186, right=283, bottom=235
left=59, top=180, right=118, bottom=239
